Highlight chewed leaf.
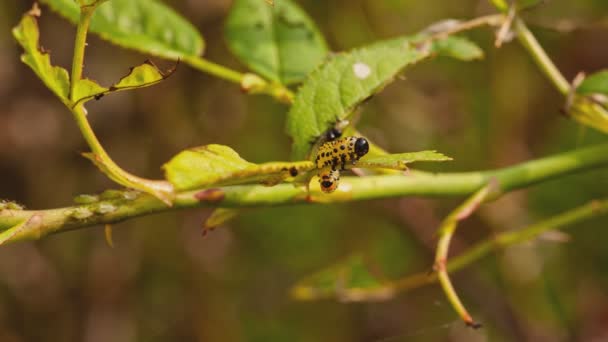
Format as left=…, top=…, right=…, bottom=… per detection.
left=286, top=34, right=483, bottom=160
left=41, top=0, right=204, bottom=59
left=358, top=151, right=452, bottom=170
left=12, top=5, right=70, bottom=104
left=225, top=0, right=328, bottom=84
left=73, top=61, right=176, bottom=105
left=72, top=79, right=107, bottom=104
left=164, top=144, right=315, bottom=191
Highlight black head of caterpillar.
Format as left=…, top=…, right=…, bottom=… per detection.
left=318, top=169, right=340, bottom=193
left=315, top=136, right=369, bottom=170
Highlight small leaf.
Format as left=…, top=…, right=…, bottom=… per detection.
left=202, top=208, right=241, bottom=235
left=73, top=61, right=176, bottom=105
left=567, top=94, right=608, bottom=134
left=358, top=151, right=453, bottom=170
left=577, top=70, right=608, bottom=95
left=164, top=145, right=315, bottom=191
left=433, top=36, right=484, bottom=61
left=41, top=0, right=204, bottom=59
left=286, top=34, right=482, bottom=160
left=12, top=5, right=70, bottom=104
left=72, top=79, right=107, bottom=104
left=225, top=0, right=328, bottom=84
left=491, top=0, right=542, bottom=12
left=291, top=255, right=391, bottom=302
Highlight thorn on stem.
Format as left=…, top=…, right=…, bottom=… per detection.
left=465, top=320, right=483, bottom=329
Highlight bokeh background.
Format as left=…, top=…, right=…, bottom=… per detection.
left=2, top=0, right=608, bottom=341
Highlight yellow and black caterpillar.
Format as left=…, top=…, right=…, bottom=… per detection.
left=314, top=136, right=369, bottom=193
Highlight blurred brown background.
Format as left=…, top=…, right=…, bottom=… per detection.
left=1, top=0, right=608, bottom=341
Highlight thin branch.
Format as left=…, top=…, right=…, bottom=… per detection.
left=434, top=182, right=498, bottom=329
left=67, top=3, right=174, bottom=204
left=513, top=18, right=570, bottom=94
left=2, top=143, right=608, bottom=245
left=181, top=55, right=295, bottom=104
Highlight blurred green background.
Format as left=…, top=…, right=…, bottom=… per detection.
left=2, top=0, right=608, bottom=341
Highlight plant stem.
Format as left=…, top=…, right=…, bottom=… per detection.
left=69, top=5, right=95, bottom=101
left=182, top=55, right=244, bottom=84
left=2, top=143, right=608, bottom=244
left=290, top=198, right=608, bottom=302
left=513, top=19, right=570, bottom=94
left=182, top=55, right=295, bottom=104
left=434, top=184, right=495, bottom=328
left=67, top=2, right=174, bottom=204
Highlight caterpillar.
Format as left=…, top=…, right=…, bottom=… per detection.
left=315, top=136, right=369, bottom=193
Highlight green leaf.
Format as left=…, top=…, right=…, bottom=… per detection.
left=358, top=151, right=453, bottom=170
left=286, top=34, right=482, bottom=160
left=577, top=70, right=608, bottom=95
left=433, top=36, right=484, bottom=61
left=12, top=5, right=70, bottom=104
left=491, top=0, right=541, bottom=11
left=225, top=0, right=328, bottom=84
left=163, top=144, right=314, bottom=191
left=40, top=0, right=204, bottom=59
left=73, top=61, right=176, bottom=105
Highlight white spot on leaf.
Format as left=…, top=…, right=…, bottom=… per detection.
left=353, top=62, right=371, bottom=79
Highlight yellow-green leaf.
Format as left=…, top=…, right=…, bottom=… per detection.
left=203, top=208, right=241, bottom=234
left=73, top=61, right=175, bottom=105
left=164, top=145, right=314, bottom=191
left=358, top=151, right=453, bottom=170
left=12, top=5, right=70, bottom=104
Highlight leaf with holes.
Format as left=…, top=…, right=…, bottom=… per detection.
left=225, top=0, right=328, bottom=84
left=41, top=0, right=204, bottom=59
left=73, top=61, right=176, bottom=105
left=163, top=144, right=314, bottom=191
left=12, top=5, right=70, bottom=104
left=286, top=34, right=483, bottom=160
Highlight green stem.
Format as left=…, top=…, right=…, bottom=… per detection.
left=67, top=3, right=174, bottom=204
left=69, top=5, right=95, bottom=101
left=182, top=55, right=244, bottom=84
left=292, top=198, right=608, bottom=302
left=2, top=143, right=608, bottom=244
left=434, top=184, right=495, bottom=328
left=182, top=55, right=294, bottom=104
left=513, top=19, right=570, bottom=94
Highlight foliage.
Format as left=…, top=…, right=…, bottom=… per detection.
left=4, top=0, right=608, bottom=338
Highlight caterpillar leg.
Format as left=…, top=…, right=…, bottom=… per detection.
left=318, top=169, right=340, bottom=193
